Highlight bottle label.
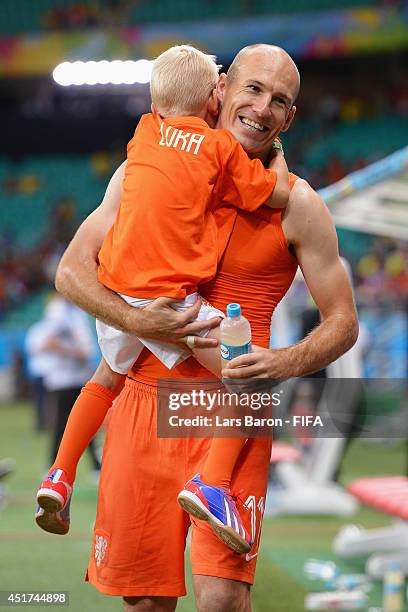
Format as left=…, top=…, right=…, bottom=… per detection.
left=220, top=341, right=251, bottom=361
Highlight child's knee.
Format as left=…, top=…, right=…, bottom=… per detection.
left=90, top=359, right=125, bottom=395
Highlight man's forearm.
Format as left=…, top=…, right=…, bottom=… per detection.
left=56, top=251, right=220, bottom=345
left=284, top=312, right=359, bottom=377
left=222, top=310, right=359, bottom=381
left=56, top=254, right=141, bottom=334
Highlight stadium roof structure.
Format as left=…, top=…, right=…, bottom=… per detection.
left=319, top=147, right=408, bottom=240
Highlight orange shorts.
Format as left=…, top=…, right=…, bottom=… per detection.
left=86, top=379, right=271, bottom=597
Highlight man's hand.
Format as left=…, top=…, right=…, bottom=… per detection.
left=222, top=345, right=290, bottom=380
left=134, top=297, right=221, bottom=349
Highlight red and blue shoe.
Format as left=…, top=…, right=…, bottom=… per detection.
left=177, top=474, right=252, bottom=554
left=35, top=469, right=72, bottom=535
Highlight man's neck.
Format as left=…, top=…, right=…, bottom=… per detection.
left=248, top=150, right=269, bottom=166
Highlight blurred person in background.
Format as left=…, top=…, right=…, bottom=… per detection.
left=0, top=458, right=16, bottom=482
left=25, top=319, right=49, bottom=431
left=0, top=458, right=15, bottom=511
left=26, top=295, right=101, bottom=477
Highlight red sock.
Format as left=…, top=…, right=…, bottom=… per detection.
left=201, top=438, right=247, bottom=490
left=49, top=382, right=116, bottom=484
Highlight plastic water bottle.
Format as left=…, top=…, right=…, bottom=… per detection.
left=220, top=303, right=251, bottom=366
left=382, top=561, right=405, bottom=611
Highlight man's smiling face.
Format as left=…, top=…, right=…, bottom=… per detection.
left=217, top=45, right=299, bottom=161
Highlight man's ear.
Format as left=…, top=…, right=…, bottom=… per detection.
left=207, top=88, right=219, bottom=118
left=216, top=73, right=227, bottom=105
left=281, top=105, right=296, bottom=133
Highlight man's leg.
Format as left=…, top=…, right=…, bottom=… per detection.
left=189, top=438, right=271, bottom=610
left=123, top=596, right=177, bottom=612
left=193, top=576, right=251, bottom=612
left=87, top=379, right=189, bottom=599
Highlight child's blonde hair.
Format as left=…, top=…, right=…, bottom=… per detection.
left=150, top=45, right=219, bottom=116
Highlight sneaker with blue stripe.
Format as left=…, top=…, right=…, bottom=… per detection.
left=35, top=468, right=72, bottom=535
left=177, top=473, right=252, bottom=554
left=35, top=497, right=71, bottom=535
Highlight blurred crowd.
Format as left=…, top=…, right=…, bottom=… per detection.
left=286, top=76, right=408, bottom=188
left=354, top=238, right=408, bottom=309
left=31, top=0, right=408, bottom=33
left=0, top=239, right=45, bottom=319
left=0, top=148, right=125, bottom=321
left=1, top=56, right=407, bottom=323
left=42, top=0, right=134, bottom=31
left=1, top=165, right=407, bottom=323
left=0, top=198, right=77, bottom=320
left=43, top=2, right=100, bottom=29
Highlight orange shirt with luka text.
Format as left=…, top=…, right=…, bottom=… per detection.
left=97, top=113, right=277, bottom=299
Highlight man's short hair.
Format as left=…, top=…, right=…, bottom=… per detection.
left=150, top=45, right=219, bottom=116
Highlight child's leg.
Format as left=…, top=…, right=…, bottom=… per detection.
left=200, top=438, right=246, bottom=490
left=178, top=329, right=251, bottom=553
left=192, top=329, right=246, bottom=490
left=49, top=358, right=125, bottom=484
left=191, top=327, right=222, bottom=377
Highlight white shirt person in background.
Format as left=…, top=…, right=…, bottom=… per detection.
left=26, top=295, right=100, bottom=470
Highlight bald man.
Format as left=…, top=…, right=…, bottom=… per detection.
left=56, top=45, right=358, bottom=611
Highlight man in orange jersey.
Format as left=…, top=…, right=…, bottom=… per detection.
left=56, top=45, right=358, bottom=611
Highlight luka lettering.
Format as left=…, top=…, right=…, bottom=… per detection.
left=159, top=122, right=205, bottom=155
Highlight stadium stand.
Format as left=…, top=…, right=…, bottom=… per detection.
left=303, top=115, right=408, bottom=174
left=0, top=155, right=107, bottom=324
left=0, top=156, right=105, bottom=249
left=1, top=105, right=406, bottom=328
left=131, top=0, right=379, bottom=23
left=0, top=0, right=380, bottom=35
left=1, top=112, right=405, bottom=249
left=0, top=0, right=100, bottom=35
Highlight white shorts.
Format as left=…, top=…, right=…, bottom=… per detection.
left=96, top=292, right=224, bottom=374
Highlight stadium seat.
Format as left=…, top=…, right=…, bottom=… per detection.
left=348, top=477, right=408, bottom=521
left=270, top=441, right=302, bottom=464
left=304, top=116, right=408, bottom=173
left=4, top=289, right=50, bottom=327
left=0, top=156, right=105, bottom=249
left=0, top=0, right=379, bottom=35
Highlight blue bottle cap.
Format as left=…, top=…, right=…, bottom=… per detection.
left=226, top=303, right=241, bottom=317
